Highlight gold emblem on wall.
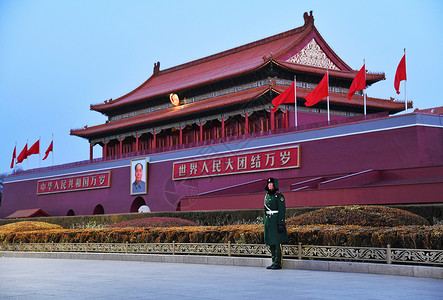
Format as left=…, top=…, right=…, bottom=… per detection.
left=169, top=93, right=180, bottom=107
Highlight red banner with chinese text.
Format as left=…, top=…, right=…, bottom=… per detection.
left=37, top=171, right=111, bottom=195
left=173, top=145, right=300, bottom=180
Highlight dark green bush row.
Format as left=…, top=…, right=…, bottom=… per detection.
left=0, top=204, right=441, bottom=229
left=0, top=208, right=315, bottom=228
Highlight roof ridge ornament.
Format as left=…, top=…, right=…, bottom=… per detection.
left=303, top=11, right=314, bottom=26
left=153, top=61, right=160, bottom=75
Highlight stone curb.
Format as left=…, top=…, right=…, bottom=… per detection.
left=1, top=251, right=442, bottom=279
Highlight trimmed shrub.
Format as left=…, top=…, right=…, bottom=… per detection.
left=287, top=205, right=429, bottom=227
left=0, top=221, right=63, bottom=233
left=0, top=207, right=440, bottom=250
left=0, top=224, right=442, bottom=249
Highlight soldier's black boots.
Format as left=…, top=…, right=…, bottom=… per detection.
left=266, top=264, right=282, bottom=270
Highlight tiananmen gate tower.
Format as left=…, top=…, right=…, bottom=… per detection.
left=2, top=11, right=442, bottom=218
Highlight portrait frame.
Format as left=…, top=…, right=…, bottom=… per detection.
left=130, top=158, right=147, bottom=195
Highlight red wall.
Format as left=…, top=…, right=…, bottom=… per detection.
left=2, top=123, right=442, bottom=217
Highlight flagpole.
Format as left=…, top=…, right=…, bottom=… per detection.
left=327, top=69, right=330, bottom=124
left=39, top=136, right=41, bottom=168
left=362, top=59, right=366, bottom=116
left=52, top=133, right=54, bottom=167
left=26, top=139, right=29, bottom=170
left=14, top=142, right=17, bottom=172
left=404, top=48, right=407, bottom=113
left=294, top=75, right=297, bottom=128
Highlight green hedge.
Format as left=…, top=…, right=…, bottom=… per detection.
left=0, top=208, right=315, bottom=228
left=0, top=204, right=441, bottom=229
left=1, top=224, right=442, bottom=250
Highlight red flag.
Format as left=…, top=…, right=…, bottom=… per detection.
left=43, top=140, right=53, bottom=160
left=17, top=143, right=28, bottom=163
left=27, top=140, right=40, bottom=156
left=305, top=73, right=329, bottom=107
left=10, top=146, right=16, bottom=169
left=394, top=54, right=406, bottom=94
left=348, top=64, right=366, bottom=100
left=271, top=81, right=295, bottom=112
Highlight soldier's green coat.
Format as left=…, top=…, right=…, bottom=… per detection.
left=263, top=178, right=289, bottom=245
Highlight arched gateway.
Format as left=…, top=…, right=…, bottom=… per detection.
left=130, top=197, right=146, bottom=213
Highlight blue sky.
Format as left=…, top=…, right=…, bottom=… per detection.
left=1, top=0, right=442, bottom=175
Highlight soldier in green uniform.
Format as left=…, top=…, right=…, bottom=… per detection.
left=264, top=177, right=288, bottom=269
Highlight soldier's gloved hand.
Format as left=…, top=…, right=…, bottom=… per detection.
left=278, top=224, right=285, bottom=233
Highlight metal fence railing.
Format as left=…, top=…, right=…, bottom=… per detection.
left=1, top=242, right=442, bottom=266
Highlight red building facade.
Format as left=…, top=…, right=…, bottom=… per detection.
left=2, top=12, right=441, bottom=218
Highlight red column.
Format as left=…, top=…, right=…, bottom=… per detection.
left=89, top=143, right=93, bottom=161
left=135, top=134, right=139, bottom=152
left=221, top=117, right=225, bottom=138
left=286, top=110, right=290, bottom=128
left=103, top=141, right=107, bottom=158
left=119, top=138, right=123, bottom=155
left=271, top=110, right=275, bottom=131
left=281, top=111, right=285, bottom=129
left=200, top=122, right=203, bottom=142
left=153, top=132, right=156, bottom=149
left=285, top=110, right=289, bottom=128
left=166, top=131, right=170, bottom=148
left=245, top=112, right=249, bottom=135
left=179, top=126, right=183, bottom=145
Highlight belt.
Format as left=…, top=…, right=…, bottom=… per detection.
left=266, top=210, right=279, bottom=215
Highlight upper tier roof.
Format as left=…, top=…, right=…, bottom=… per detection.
left=90, top=11, right=385, bottom=114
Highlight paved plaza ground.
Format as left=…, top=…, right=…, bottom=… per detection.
left=1, top=255, right=442, bottom=299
